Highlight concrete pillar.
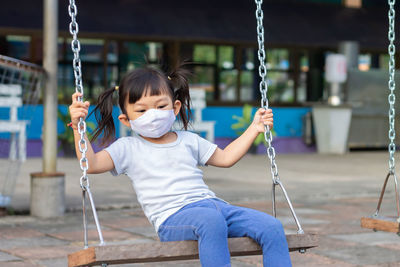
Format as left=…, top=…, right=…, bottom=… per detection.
left=30, top=173, right=65, bottom=218
left=31, top=0, right=65, bottom=218
left=338, top=41, right=359, bottom=69
left=42, top=0, right=58, bottom=173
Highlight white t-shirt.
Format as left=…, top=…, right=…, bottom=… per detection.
left=104, top=131, right=219, bottom=232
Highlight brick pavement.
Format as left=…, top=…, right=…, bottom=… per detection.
left=0, top=153, right=400, bottom=266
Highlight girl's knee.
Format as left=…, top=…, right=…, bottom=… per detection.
left=254, top=212, right=284, bottom=230
left=267, top=217, right=285, bottom=234
left=256, top=216, right=285, bottom=241
left=271, top=217, right=284, bottom=230
left=197, top=211, right=227, bottom=235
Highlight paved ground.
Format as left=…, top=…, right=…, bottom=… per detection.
left=0, top=152, right=400, bottom=266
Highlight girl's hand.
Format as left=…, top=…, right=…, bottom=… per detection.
left=69, top=92, right=90, bottom=130
left=251, top=108, right=273, bottom=133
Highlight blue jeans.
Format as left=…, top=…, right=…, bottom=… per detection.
left=157, top=198, right=292, bottom=267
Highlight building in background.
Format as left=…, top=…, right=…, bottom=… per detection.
left=0, top=0, right=395, bottom=154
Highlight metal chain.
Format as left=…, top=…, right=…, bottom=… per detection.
left=254, top=0, right=279, bottom=183
left=388, top=0, right=396, bottom=174
left=68, top=0, right=105, bottom=247
left=68, top=0, right=89, bottom=190
left=254, top=0, right=305, bottom=237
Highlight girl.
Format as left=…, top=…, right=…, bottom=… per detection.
left=69, top=66, right=291, bottom=267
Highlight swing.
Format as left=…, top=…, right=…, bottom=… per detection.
left=67, top=0, right=318, bottom=266
left=360, top=0, right=400, bottom=235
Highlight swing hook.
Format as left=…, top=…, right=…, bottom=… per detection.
left=80, top=175, right=89, bottom=191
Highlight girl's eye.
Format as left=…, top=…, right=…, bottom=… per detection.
left=137, top=110, right=146, bottom=113
left=158, top=105, right=166, bottom=109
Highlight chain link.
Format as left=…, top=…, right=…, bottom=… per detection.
left=388, top=0, right=396, bottom=174
left=254, top=0, right=279, bottom=182
left=68, top=0, right=89, bottom=189
left=254, top=3, right=304, bottom=233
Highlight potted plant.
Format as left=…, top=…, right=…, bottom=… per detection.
left=231, top=104, right=275, bottom=154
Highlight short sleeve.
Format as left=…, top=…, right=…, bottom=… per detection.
left=104, top=137, right=131, bottom=176
left=195, top=134, right=218, bottom=166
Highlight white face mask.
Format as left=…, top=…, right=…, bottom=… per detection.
left=129, top=109, right=176, bottom=138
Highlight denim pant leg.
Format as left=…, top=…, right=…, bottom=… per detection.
left=157, top=199, right=231, bottom=267
left=214, top=200, right=292, bottom=267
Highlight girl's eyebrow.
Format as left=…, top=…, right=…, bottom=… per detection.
left=134, top=103, right=146, bottom=107
left=155, top=97, right=169, bottom=103
left=135, top=96, right=169, bottom=106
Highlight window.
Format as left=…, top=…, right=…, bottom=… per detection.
left=119, top=41, right=163, bottom=75
left=63, top=38, right=105, bottom=101
left=6, top=35, right=31, bottom=61
left=193, top=45, right=216, bottom=64
left=297, top=52, right=309, bottom=102
left=188, top=45, right=306, bottom=104
left=265, top=49, right=295, bottom=102
left=358, top=54, right=371, bottom=71
left=218, top=46, right=236, bottom=101
left=66, top=38, right=104, bottom=62
left=191, top=66, right=215, bottom=101
left=378, top=54, right=391, bottom=71
left=105, top=41, right=119, bottom=89
left=267, top=49, right=289, bottom=70
left=147, top=42, right=163, bottom=65
left=240, top=48, right=256, bottom=101
left=191, top=45, right=217, bottom=101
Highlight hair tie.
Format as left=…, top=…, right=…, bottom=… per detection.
left=167, top=76, right=172, bottom=81
left=115, top=86, right=119, bottom=91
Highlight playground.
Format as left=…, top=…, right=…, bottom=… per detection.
left=0, top=152, right=399, bottom=266
left=1, top=0, right=400, bottom=266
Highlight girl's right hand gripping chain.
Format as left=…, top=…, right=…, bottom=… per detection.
left=68, top=92, right=115, bottom=174
left=69, top=92, right=90, bottom=130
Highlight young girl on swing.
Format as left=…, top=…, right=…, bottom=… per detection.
left=69, top=65, right=291, bottom=267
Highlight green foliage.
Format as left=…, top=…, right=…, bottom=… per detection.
left=58, top=108, right=95, bottom=156
left=193, top=45, right=216, bottom=63
left=231, top=104, right=275, bottom=147
left=218, top=46, right=234, bottom=68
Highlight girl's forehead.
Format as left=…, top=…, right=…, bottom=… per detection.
left=132, top=94, right=171, bottom=105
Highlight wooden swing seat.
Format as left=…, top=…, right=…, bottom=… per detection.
left=361, top=216, right=400, bottom=234
left=68, top=233, right=318, bottom=267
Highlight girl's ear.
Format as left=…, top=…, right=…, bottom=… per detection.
left=118, top=114, right=130, bottom=127
left=173, top=100, right=181, bottom=116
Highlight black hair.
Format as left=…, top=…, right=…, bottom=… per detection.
left=90, top=64, right=192, bottom=146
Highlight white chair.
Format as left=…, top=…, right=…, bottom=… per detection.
left=0, top=84, right=28, bottom=162
left=175, top=88, right=216, bottom=142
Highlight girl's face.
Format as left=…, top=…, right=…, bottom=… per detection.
left=118, top=91, right=181, bottom=128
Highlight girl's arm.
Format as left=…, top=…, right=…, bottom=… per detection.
left=206, top=108, right=273, bottom=168
left=70, top=92, right=115, bottom=174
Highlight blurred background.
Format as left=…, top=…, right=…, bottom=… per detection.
left=1, top=1, right=400, bottom=266
left=0, top=0, right=396, bottom=159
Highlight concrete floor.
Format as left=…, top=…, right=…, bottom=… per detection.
left=0, top=152, right=400, bottom=266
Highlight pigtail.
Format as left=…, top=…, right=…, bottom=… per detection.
left=168, top=64, right=192, bottom=130
left=90, top=87, right=117, bottom=146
